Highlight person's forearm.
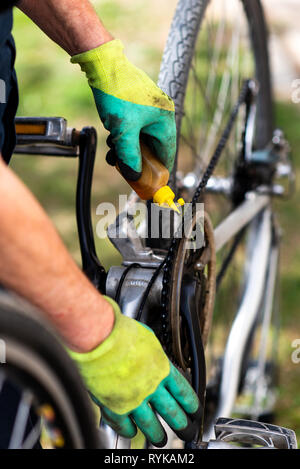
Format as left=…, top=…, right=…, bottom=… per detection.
left=18, top=0, right=113, bottom=55
left=0, top=158, right=114, bottom=352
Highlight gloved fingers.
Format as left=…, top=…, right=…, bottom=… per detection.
left=105, top=143, right=141, bottom=180
left=131, top=402, right=167, bottom=448
left=106, top=135, right=118, bottom=166
left=150, top=385, right=198, bottom=442
left=165, top=364, right=201, bottom=420
left=138, top=322, right=200, bottom=440
left=101, top=406, right=137, bottom=439
left=106, top=148, right=117, bottom=167
left=117, top=158, right=141, bottom=181
left=106, top=134, right=114, bottom=149
left=142, top=116, right=176, bottom=172
left=112, top=131, right=142, bottom=181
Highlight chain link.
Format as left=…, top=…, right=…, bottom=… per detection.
left=160, top=79, right=252, bottom=352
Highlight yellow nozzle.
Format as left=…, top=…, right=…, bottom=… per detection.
left=153, top=186, right=184, bottom=213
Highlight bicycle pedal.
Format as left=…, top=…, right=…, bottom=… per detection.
left=208, top=418, right=298, bottom=449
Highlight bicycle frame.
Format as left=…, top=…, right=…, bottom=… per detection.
left=206, top=206, right=277, bottom=438
left=13, top=117, right=284, bottom=447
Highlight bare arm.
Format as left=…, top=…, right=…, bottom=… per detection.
left=0, top=157, right=114, bottom=352
left=17, top=0, right=113, bottom=55
left=4, top=0, right=116, bottom=351
left=1, top=2, right=117, bottom=350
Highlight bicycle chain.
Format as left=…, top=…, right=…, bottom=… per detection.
left=160, top=79, right=253, bottom=354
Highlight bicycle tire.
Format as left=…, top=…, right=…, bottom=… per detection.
left=0, top=296, right=102, bottom=449
left=158, top=0, right=273, bottom=188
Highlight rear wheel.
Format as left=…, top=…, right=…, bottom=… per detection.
left=159, top=0, right=273, bottom=188
left=158, top=0, right=278, bottom=439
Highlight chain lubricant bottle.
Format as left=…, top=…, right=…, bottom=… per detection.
left=119, top=141, right=184, bottom=211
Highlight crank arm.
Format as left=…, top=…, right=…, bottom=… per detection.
left=180, top=277, right=206, bottom=423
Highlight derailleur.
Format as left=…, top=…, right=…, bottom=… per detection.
left=232, top=129, right=295, bottom=204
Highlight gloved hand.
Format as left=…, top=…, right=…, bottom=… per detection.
left=71, top=39, right=176, bottom=181
left=68, top=296, right=201, bottom=447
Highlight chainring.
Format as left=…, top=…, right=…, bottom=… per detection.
left=167, top=210, right=216, bottom=381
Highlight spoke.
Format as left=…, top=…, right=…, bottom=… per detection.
left=201, top=15, right=240, bottom=166
left=191, top=54, right=201, bottom=160
left=179, top=0, right=255, bottom=183
left=182, top=96, right=202, bottom=162
left=191, top=64, right=214, bottom=118
left=201, top=70, right=230, bottom=165
left=8, top=391, right=33, bottom=449
left=205, top=5, right=226, bottom=102
left=21, top=420, right=41, bottom=449
left=181, top=132, right=201, bottom=163
left=198, top=5, right=226, bottom=154
left=227, top=12, right=242, bottom=168
left=232, top=19, right=241, bottom=135
left=185, top=7, right=225, bottom=171
left=204, top=5, right=216, bottom=64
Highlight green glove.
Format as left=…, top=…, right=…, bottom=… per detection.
left=68, top=296, right=201, bottom=447
left=71, top=39, right=176, bottom=181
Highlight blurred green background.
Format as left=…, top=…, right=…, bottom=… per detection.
left=10, top=0, right=299, bottom=440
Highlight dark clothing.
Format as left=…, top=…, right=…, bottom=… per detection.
left=0, top=7, right=18, bottom=163
left=0, top=4, right=39, bottom=449
left=0, top=1, right=20, bottom=12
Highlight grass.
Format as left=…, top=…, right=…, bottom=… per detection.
left=9, top=2, right=300, bottom=443
left=272, top=102, right=300, bottom=439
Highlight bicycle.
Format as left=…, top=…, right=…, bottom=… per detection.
left=0, top=0, right=297, bottom=449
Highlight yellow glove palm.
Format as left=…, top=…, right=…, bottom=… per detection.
left=68, top=297, right=200, bottom=446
